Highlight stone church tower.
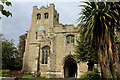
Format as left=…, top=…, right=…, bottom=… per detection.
left=23, top=4, right=88, bottom=78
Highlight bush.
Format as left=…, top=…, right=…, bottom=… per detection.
left=2, top=74, right=8, bottom=77
left=81, top=71, right=101, bottom=80
left=2, top=70, right=9, bottom=77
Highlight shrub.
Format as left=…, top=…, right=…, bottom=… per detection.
left=2, top=70, right=9, bottom=77
left=2, top=74, right=8, bottom=77
left=81, top=71, right=101, bottom=80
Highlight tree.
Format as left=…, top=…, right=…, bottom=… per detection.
left=74, top=26, right=98, bottom=71
left=2, top=36, right=21, bottom=70
left=17, top=32, right=27, bottom=68
left=79, top=1, right=120, bottom=79
left=0, top=0, right=12, bottom=17
left=18, top=33, right=27, bottom=59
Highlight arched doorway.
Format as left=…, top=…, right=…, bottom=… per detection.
left=64, top=57, right=77, bottom=78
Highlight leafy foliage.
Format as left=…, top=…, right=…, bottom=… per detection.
left=0, top=0, right=12, bottom=17
left=17, top=33, right=27, bottom=69
left=18, top=33, right=27, bottom=59
left=79, top=1, right=120, bottom=79
left=81, top=71, right=101, bottom=80
left=74, top=33, right=97, bottom=63
left=2, top=36, right=21, bottom=70
left=74, top=27, right=98, bottom=71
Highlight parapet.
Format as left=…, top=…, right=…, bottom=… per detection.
left=50, top=4, right=55, bottom=7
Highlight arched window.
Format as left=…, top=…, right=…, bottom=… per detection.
left=42, top=46, right=50, bottom=64
left=37, top=13, right=41, bottom=19
left=66, top=35, right=75, bottom=46
left=44, top=12, right=49, bottom=19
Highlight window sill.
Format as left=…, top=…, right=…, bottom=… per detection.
left=41, top=64, right=48, bottom=65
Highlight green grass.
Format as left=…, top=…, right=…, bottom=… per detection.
left=23, top=74, right=45, bottom=79
left=23, top=74, right=32, bottom=78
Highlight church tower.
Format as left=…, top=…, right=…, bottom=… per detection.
left=31, top=4, right=59, bottom=31
left=23, top=4, right=59, bottom=72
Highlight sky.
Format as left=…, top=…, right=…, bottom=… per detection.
left=1, top=0, right=83, bottom=47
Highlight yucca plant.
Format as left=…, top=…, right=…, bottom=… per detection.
left=79, top=1, right=120, bottom=79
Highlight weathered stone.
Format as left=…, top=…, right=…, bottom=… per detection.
left=23, top=4, right=88, bottom=78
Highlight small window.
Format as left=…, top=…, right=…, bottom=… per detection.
left=44, top=13, right=49, bottom=19
left=37, top=13, right=41, bottom=19
left=66, top=36, right=70, bottom=44
left=54, top=15, right=56, bottom=18
left=49, top=49, right=50, bottom=55
left=118, top=43, right=120, bottom=55
left=36, top=32, right=38, bottom=39
left=57, top=18, right=58, bottom=21
left=44, top=31, right=46, bottom=36
left=71, top=36, right=74, bottom=46
left=66, top=35, right=75, bottom=46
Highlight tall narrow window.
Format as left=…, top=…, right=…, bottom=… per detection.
left=42, top=46, right=50, bottom=64
left=66, top=36, right=70, bottom=45
left=45, top=50, right=48, bottom=64
left=42, top=50, right=44, bottom=64
left=57, top=18, right=58, bottom=21
left=37, top=13, right=41, bottom=19
left=44, top=13, right=49, bottom=19
left=118, top=44, right=120, bottom=55
left=44, top=31, right=46, bottom=36
left=36, top=32, right=38, bottom=39
left=49, top=49, right=50, bottom=55
left=71, top=36, right=74, bottom=46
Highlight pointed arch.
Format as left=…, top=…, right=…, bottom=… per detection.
left=41, top=46, right=50, bottom=64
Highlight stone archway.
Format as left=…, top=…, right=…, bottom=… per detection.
left=64, top=57, right=77, bottom=78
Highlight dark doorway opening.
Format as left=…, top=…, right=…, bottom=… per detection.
left=69, top=63, right=77, bottom=77
left=64, top=57, right=77, bottom=78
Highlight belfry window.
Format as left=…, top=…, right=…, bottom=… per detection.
left=37, top=13, right=41, bottom=19
left=66, top=35, right=75, bottom=46
left=42, top=46, right=50, bottom=64
left=44, top=13, right=49, bottom=19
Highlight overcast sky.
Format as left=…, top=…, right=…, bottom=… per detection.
left=1, top=0, right=82, bottom=47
